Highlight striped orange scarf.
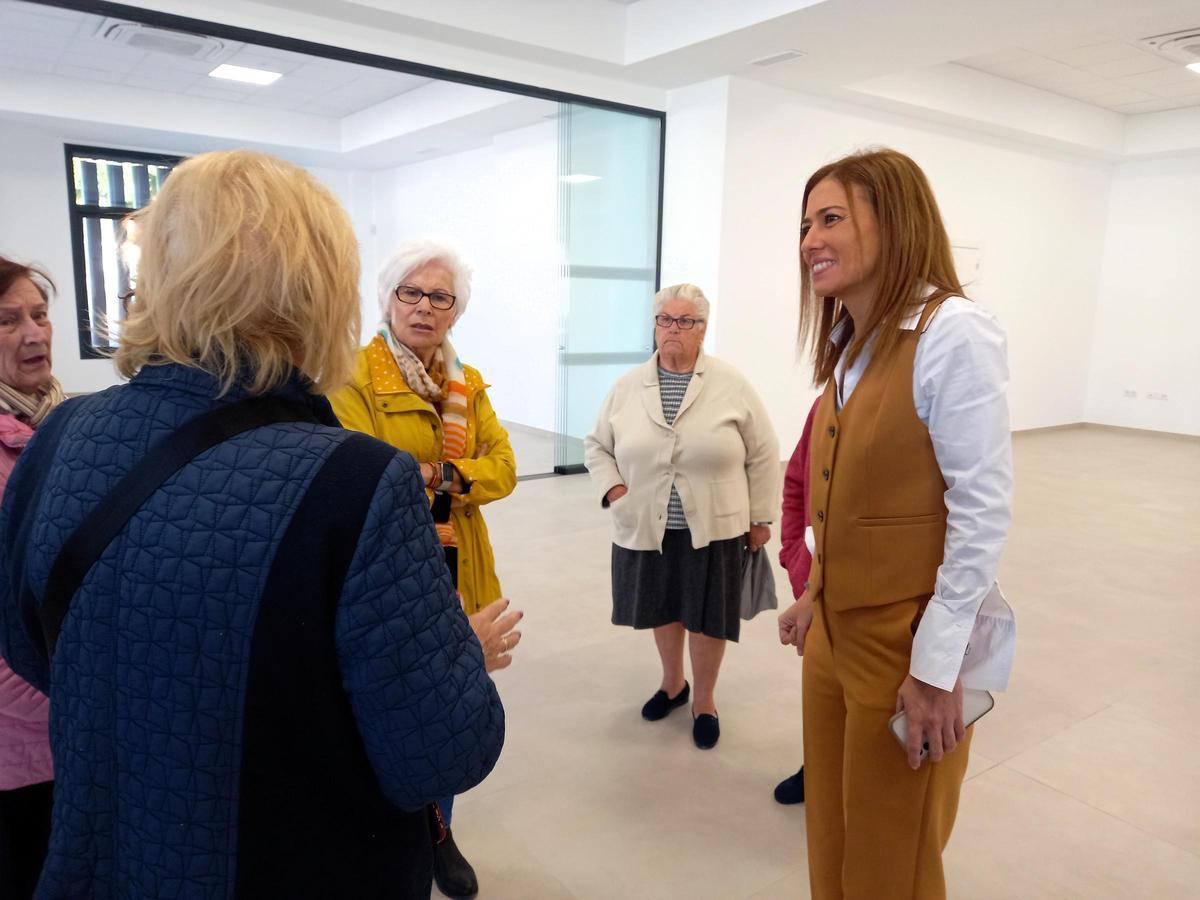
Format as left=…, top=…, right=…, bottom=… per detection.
left=378, top=328, right=468, bottom=548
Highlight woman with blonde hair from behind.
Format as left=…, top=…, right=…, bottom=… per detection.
left=0, top=150, right=505, bottom=899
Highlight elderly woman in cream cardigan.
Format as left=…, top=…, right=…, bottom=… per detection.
left=585, top=283, right=780, bottom=751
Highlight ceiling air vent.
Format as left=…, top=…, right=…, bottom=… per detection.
left=96, top=19, right=228, bottom=60
left=1138, top=29, right=1200, bottom=64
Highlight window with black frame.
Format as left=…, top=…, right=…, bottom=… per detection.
left=65, top=145, right=184, bottom=358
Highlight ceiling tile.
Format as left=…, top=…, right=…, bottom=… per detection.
left=1085, top=52, right=1173, bottom=78
left=0, top=56, right=55, bottom=74
left=1113, top=97, right=1193, bottom=113
left=66, top=48, right=147, bottom=74
left=0, top=8, right=84, bottom=38
left=122, top=72, right=198, bottom=92
left=0, top=41, right=64, bottom=65
left=960, top=48, right=1047, bottom=69
left=241, top=93, right=308, bottom=111
left=283, top=61, right=361, bottom=90
left=55, top=63, right=126, bottom=84
left=1114, top=66, right=1200, bottom=90
left=185, top=84, right=258, bottom=102
left=1034, top=41, right=1135, bottom=68
left=1051, top=82, right=1122, bottom=100
left=985, top=56, right=1075, bottom=79
left=1087, top=87, right=1160, bottom=105
left=0, top=30, right=70, bottom=53
left=1148, top=79, right=1200, bottom=98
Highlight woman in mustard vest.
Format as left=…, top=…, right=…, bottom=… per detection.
left=331, top=237, right=518, bottom=900
left=777, top=149, right=1014, bottom=900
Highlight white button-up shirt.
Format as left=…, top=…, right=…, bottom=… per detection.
left=823, top=296, right=1015, bottom=691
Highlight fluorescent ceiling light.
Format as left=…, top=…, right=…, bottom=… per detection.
left=208, top=63, right=282, bottom=85
left=560, top=174, right=601, bottom=184
left=1187, top=62, right=1200, bottom=75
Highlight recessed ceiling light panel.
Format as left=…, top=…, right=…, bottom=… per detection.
left=209, top=64, right=282, bottom=85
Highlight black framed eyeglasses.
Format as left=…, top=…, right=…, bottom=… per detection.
left=654, top=314, right=704, bottom=330
left=394, top=284, right=457, bottom=310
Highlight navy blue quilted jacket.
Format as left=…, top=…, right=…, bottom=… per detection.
left=0, top=364, right=504, bottom=899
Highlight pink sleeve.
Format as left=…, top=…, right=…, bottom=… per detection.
left=0, top=654, right=50, bottom=723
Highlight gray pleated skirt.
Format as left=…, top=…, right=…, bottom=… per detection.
left=611, top=528, right=745, bottom=642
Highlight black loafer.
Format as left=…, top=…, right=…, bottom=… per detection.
left=433, top=827, right=478, bottom=898
left=641, top=681, right=689, bottom=721
left=774, top=766, right=805, bottom=804
left=692, top=712, right=720, bottom=749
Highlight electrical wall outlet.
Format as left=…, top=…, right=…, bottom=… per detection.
left=1123, top=389, right=1137, bottom=398
left=1146, top=392, right=1169, bottom=401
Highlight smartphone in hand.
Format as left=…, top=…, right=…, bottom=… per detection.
left=888, top=688, right=994, bottom=759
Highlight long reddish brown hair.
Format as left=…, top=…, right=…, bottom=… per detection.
left=798, top=148, right=962, bottom=385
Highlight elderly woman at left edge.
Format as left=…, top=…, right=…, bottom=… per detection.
left=0, top=256, right=65, bottom=899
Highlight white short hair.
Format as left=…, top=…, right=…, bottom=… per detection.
left=377, top=237, right=473, bottom=323
left=652, top=283, right=710, bottom=321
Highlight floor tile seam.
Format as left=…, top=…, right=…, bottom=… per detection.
left=963, top=757, right=1002, bottom=782
left=994, top=761, right=1200, bottom=860
left=1101, top=696, right=1200, bottom=741
left=983, top=700, right=1115, bottom=766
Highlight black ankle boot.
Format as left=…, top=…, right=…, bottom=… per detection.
left=433, top=828, right=479, bottom=898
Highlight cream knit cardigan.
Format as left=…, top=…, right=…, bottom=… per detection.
left=584, top=350, right=780, bottom=552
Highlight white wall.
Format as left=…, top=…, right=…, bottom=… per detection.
left=0, top=118, right=365, bottom=396
left=1085, top=157, right=1200, bottom=435
left=0, top=121, right=121, bottom=395
left=659, top=78, right=729, bottom=350
left=370, top=119, right=560, bottom=431
left=680, top=78, right=1115, bottom=454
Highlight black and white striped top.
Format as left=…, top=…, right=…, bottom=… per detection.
left=659, top=367, right=693, bottom=530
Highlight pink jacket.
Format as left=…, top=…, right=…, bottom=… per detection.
left=0, top=413, right=53, bottom=790
left=778, top=399, right=820, bottom=599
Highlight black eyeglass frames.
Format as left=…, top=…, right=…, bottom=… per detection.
left=394, top=284, right=457, bottom=310
left=654, top=314, right=704, bottom=330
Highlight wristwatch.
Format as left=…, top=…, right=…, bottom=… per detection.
left=434, top=462, right=456, bottom=493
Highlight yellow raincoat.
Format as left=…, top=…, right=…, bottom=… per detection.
left=330, top=336, right=517, bottom=613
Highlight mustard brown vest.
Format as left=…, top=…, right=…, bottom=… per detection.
left=807, top=298, right=949, bottom=612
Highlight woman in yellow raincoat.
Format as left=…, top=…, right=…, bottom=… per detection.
left=330, top=237, right=517, bottom=899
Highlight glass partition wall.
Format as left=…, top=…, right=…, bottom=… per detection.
left=555, top=104, right=663, bottom=473
left=6, top=0, right=664, bottom=477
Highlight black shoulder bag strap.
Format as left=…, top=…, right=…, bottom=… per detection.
left=37, top=395, right=322, bottom=659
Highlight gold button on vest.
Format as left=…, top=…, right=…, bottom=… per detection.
left=807, top=298, right=949, bottom=612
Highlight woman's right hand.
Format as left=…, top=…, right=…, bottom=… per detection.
left=469, top=598, right=523, bottom=672
left=605, top=484, right=628, bottom=505
left=778, top=591, right=814, bottom=656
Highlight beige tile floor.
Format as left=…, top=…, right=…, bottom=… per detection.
left=445, top=426, right=1200, bottom=899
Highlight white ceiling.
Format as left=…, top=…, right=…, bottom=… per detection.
left=959, top=31, right=1200, bottom=114
left=0, top=0, right=432, bottom=117
left=221, top=0, right=1200, bottom=117
left=3, top=0, right=1200, bottom=163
